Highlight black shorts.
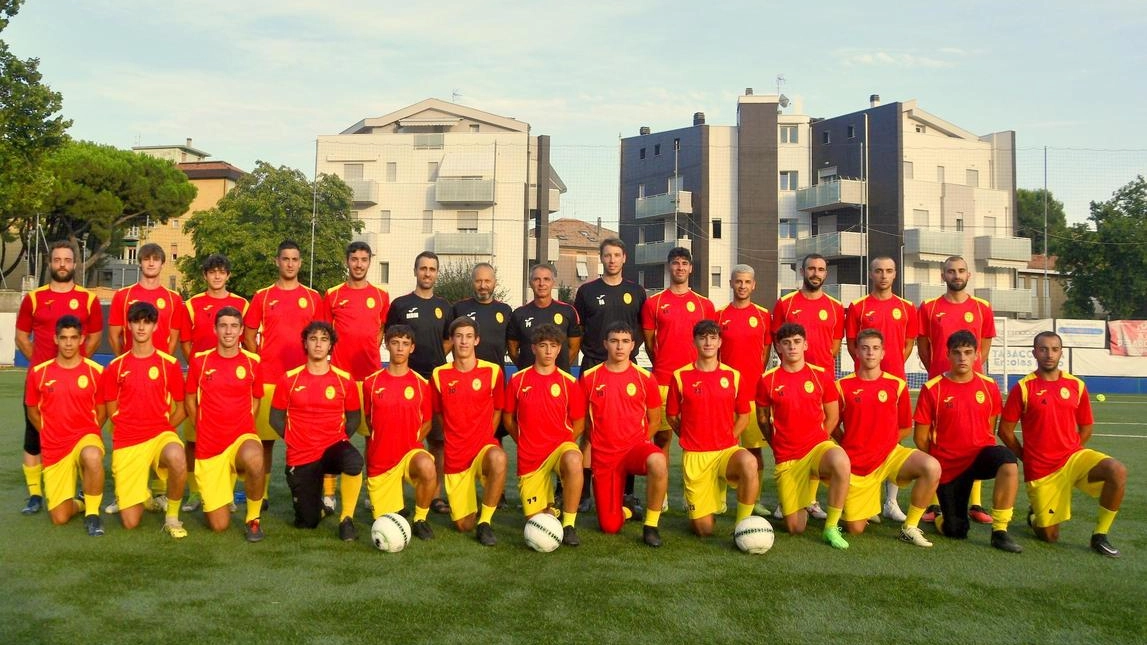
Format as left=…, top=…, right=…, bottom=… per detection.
left=24, top=411, right=40, bottom=455
left=936, top=445, right=1017, bottom=539
left=284, top=441, right=363, bottom=529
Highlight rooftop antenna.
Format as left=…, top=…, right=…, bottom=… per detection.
left=776, top=73, right=786, bottom=96
left=451, top=89, right=463, bottom=103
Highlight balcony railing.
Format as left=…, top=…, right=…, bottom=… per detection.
left=436, top=178, right=495, bottom=203
left=635, top=191, right=693, bottom=220
left=975, top=287, right=1033, bottom=314
left=347, top=179, right=378, bottom=205
left=904, top=283, right=946, bottom=304
left=904, top=228, right=963, bottom=260
left=824, top=283, right=866, bottom=304
left=635, top=238, right=691, bottom=266
left=432, top=232, right=494, bottom=255
left=974, top=236, right=1031, bottom=268
left=793, top=231, right=867, bottom=259
left=796, top=179, right=866, bottom=212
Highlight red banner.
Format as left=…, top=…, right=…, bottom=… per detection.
left=1108, top=320, right=1147, bottom=356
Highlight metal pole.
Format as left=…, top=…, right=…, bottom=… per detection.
left=1042, top=146, right=1049, bottom=317
left=310, top=139, right=318, bottom=288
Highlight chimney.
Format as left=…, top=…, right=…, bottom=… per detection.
left=745, top=87, right=754, bottom=96
left=869, top=94, right=880, bottom=108
left=185, top=137, right=193, bottom=147
left=639, top=126, right=651, bottom=135
left=693, top=112, right=706, bottom=126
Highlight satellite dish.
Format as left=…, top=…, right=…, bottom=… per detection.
left=778, top=94, right=790, bottom=108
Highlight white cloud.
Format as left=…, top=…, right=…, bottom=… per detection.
left=839, top=49, right=958, bottom=69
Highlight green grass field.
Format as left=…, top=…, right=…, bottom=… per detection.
left=1, top=369, right=1144, bottom=644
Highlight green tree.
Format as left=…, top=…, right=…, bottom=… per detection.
left=433, top=259, right=510, bottom=304
left=1015, top=188, right=1067, bottom=250
left=1053, top=175, right=1147, bottom=319
left=0, top=0, right=73, bottom=277
left=38, top=141, right=195, bottom=282
left=178, top=162, right=361, bottom=298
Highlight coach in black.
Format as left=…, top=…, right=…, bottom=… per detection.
left=573, top=237, right=647, bottom=372
left=508, top=264, right=582, bottom=373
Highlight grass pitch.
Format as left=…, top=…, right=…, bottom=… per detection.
left=1, top=370, right=1144, bottom=644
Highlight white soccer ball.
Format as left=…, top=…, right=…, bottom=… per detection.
left=523, top=513, right=563, bottom=553
left=734, top=516, right=775, bottom=555
left=371, top=513, right=411, bottom=553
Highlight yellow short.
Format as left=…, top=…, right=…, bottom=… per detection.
left=181, top=417, right=196, bottom=443
left=1027, top=448, right=1108, bottom=528
left=519, top=441, right=580, bottom=516
left=254, top=384, right=280, bottom=440
left=683, top=445, right=743, bottom=519
left=740, top=402, right=766, bottom=449
left=43, top=434, right=104, bottom=512
left=774, top=440, right=839, bottom=517
left=444, top=444, right=496, bottom=521
left=843, top=444, right=916, bottom=522
left=195, top=433, right=261, bottom=513
left=367, top=448, right=431, bottom=518
left=112, top=431, right=183, bottom=509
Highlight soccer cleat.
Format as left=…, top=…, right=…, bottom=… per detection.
left=868, top=514, right=882, bottom=524
left=823, top=526, right=850, bottom=550
left=882, top=500, right=908, bottom=522
left=562, top=525, right=580, bottom=547
left=577, top=496, right=594, bottom=513
left=412, top=520, right=434, bottom=541
left=660, top=497, right=668, bottom=512
left=321, top=495, right=337, bottom=517
left=181, top=493, right=202, bottom=512
left=84, top=515, right=105, bottom=537
left=922, top=504, right=940, bottom=523
left=1090, top=533, right=1120, bottom=558
left=642, top=525, right=662, bottom=548
left=968, top=504, right=992, bottom=524
left=990, top=530, right=1022, bottom=553
left=475, top=522, right=496, bottom=546
left=806, top=501, right=827, bottom=520
left=145, top=495, right=168, bottom=513
left=623, top=494, right=644, bottom=522
left=338, top=517, right=357, bottom=542
left=245, top=519, right=264, bottom=543
left=21, top=495, right=43, bottom=515
left=104, top=500, right=120, bottom=514
left=163, top=519, right=188, bottom=539
left=772, top=505, right=785, bottom=520
left=752, top=502, right=771, bottom=517
left=899, top=525, right=933, bottom=548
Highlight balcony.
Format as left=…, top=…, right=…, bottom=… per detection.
left=974, top=236, right=1031, bottom=269
left=436, top=178, right=495, bottom=204
left=796, top=179, right=866, bottom=213
left=528, top=186, right=562, bottom=213
left=432, top=232, right=494, bottom=255
left=904, top=228, right=963, bottom=261
left=904, top=283, right=946, bottom=304
left=825, top=283, right=866, bottom=304
left=635, top=238, right=691, bottom=266
left=347, top=179, right=378, bottom=205
left=635, top=191, right=693, bottom=220
left=975, top=287, right=1033, bottom=314
left=794, top=231, right=867, bottom=259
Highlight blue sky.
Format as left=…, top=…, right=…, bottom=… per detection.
left=6, top=0, right=1145, bottom=229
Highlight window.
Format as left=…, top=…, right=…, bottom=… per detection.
left=170, top=243, right=178, bottom=259
left=169, top=276, right=177, bottom=290
left=386, top=162, right=397, bottom=182
left=654, top=143, right=661, bottom=156
left=779, top=219, right=798, bottom=239
left=818, top=166, right=839, bottom=181
left=847, top=125, right=856, bottom=138
left=711, top=267, right=721, bottom=288
left=639, top=148, right=646, bottom=160
left=378, top=262, right=390, bottom=284
left=427, top=162, right=438, bottom=181
left=956, top=217, right=965, bottom=232
left=469, top=124, right=479, bottom=133
left=780, top=125, right=798, bottom=143
left=966, top=169, right=979, bottom=187
left=343, top=163, right=364, bottom=180
left=100, top=270, right=113, bottom=284
left=637, top=183, right=645, bottom=198
left=912, top=209, right=929, bottom=227
left=422, top=210, right=434, bottom=234
left=126, top=247, right=137, bottom=262
left=379, top=210, right=391, bottom=234
left=779, top=171, right=799, bottom=191
left=456, top=210, right=478, bottom=231
left=937, top=166, right=945, bottom=183
left=915, top=125, right=926, bottom=134
left=171, top=218, right=181, bottom=230
left=413, top=133, right=443, bottom=149
left=668, top=175, right=683, bottom=192
left=576, top=255, right=589, bottom=280
left=903, top=161, right=914, bottom=180
left=822, top=131, right=831, bottom=145
left=712, top=219, right=722, bottom=239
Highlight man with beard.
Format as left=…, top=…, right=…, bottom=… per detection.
left=15, top=241, right=103, bottom=514
left=508, top=264, right=582, bottom=373
left=916, top=255, right=996, bottom=524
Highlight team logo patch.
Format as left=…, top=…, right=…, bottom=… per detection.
left=964, top=311, right=974, bottom=323
left=236, top=365, right=247, bottom=380
left=749, top=316, right=759, bottom=328
left=298, top=297, right=309, bottom=309
left=496, top=312, right=505, bottom=324
left=472, top=378, right=482, bottom=391
left=554, top=313, right=564, bottom=325
left=156, top=298, right=166, bottom=310
left=1060, top=387, right=1070, bottom=399
left=623, top=293, right=633, bottom=305
left=550, top=383, right=561, bottom=397
left=878, top=390, right=888, bottom=403
left=366, top=297, right=376, bottom=309
left=720, top=377, right=730, bottom=389
left=148, top=366, right=160, bottom=380
left=975, top=391, right=986, bottom=404
left=325, top=385, right=336, bottom=400
left=77, top=375, right=89, bottom=389
left=404, top=386, right=415, bottom=400
left=435, top=307, right=443, bottom=319
left=818, top=309, right=828, bottom=321
left=892, top=308, right=902, bottom=320
left=69, top=298, right=79, bottom=310
left=626, top=383, right=637, bottom=397
left=804, top=380, right=815, bottom=393
left=686, top=301, right=696, bottom=313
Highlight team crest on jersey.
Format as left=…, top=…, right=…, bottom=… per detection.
left=720, top=376, right=730, bottom=389
left=554, top=313, right=564, bottom=325
left=818, top=309, right=828, bottom=321
left=878, top=390, right=888, bottom=403
left=686, top=301, right=696, bottom=313
left=749, top=316, right=759, bottom=328
left=236, top=365, right=247, bottom=380
left=975, top=391, right=986, bottom=404
left=623, top=293, right=633, bottom=305
left=804, top=380, right=815, bottom=393
left=964, top=312, right=974, bottom=323
left=77, top=375, right=89, bottom=389
left=148, top=366, right=160, bottom=380
left=298, top=297, right=309, bottom=309
left=404, top=386, right=415, bottom=400
left=550, top=383, right=561, bottom=397
left=435, top=307, right=443, bottom=319
left=1060, top=387, right=1070, bottom=399
left=366, top=297, right=376, bottom=309
left=472, top=378, right=483, bottom=391
left=892, top=308, right=902, bottom=320
left=496, top=312, right=505, bottom=324
left=69, top=298, right=79, bottom=310
left=325, top=385, right=336, bottom=400
left=626, top=382, right=637, bottom=397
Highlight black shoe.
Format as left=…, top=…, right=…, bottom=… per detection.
left=84, top=515, right=105, bottom=537
left=643, top=525, right=662, bottom=548
left=430, top=498, right=451, bottom=515
left=562, top=525, right=580, bottom=547
left=991, top=530, right=1022, bottom=553
left=624, top=494, right=644, bottom=522
left=21, top=495, right=43, bottom=515
left=577, top=496, right=594, bottom=513
left=338, top=517, right=357, bottom=542
left=475, top=522, right=496, bottom=546
left=1091, top=533, right=1120, bottom=558
left=412, top=520, right=434, bottom=541
left=245, top=519, right=265, bottom=543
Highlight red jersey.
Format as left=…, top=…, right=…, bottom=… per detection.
left=16, top=285, right=103, bottom=365
left=835, top=372, right=911, bottom=476
left=667, top=363, right=751, bottom=452
left=845, top=294, right=918, bottom=378
left=101, top=350, right=184, bottom=449
left=716, top=303, right=771, bottom=385
left=641, top=289, right=717, bottom=384
left=24, top=359, right=104, bottom=467
left=917, top=295, right=996, bottom=377
left=1002, top=372, right=1094, bottom=482
left=183, top=292, right=250, bottom=355
left=109, top=284, right=188, bottom=353
left=431, top=360, right=504, bottom=474
left=323, top=282, right=390, bottom=381
left=362, top=369, right=434, bottom=477
left=580, top=363, right=661, bottom=467
left=913, top=374, right=1002, bottom=484
left=245, top=284, right=324, bottom=380
left=504, top=367, right=586, bottom=475
left=273, top=366, right=360, bottom=466
left=772, top=291, right=844, bottom=372
left=186, top=349, right=263, bottom=459
left=755, top=363, right=838, bottom=463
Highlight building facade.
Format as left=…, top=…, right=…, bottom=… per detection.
left=529, top=217, right=617, bottom=296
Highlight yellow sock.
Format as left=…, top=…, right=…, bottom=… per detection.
left=935, top=513, right=944, bottom=534
left=188, top=476, right=199, bottom=495
left=825, top=505, right=843, bottom=529
left=263, top=478, right=271, bottom=500
left=413, top=505, right=429, bottom=522
left=735, top=502, right=754, bottom=524
left=478, top=504, right=496, bottom=525
left=970, top=480, right=983, bottom=507
left=339, top=473, right=362, bottom=520
left=323, top=475, right=337, bottom=497
left=990, top=507, right=1013, bottom=532
left=931, top=493, right=940, bottom=506
left=1096, top=506, right=1118, bottom=535
left=165, top=500, right=180, bottom=521
left=74, top=497, right=86, bottom=513
left=245, top=500, right=261, bottom=524
left=85, top=493, right=102, bottom=517
left=644, top=508, right=662, bottom=528
left=562, top=512, right=577, bottom=528
left=150, top=477, right=165, bottom=497
left=23, top=464, right=42, bottom=497
left=904, top=504, right=926, bottom=529
left=622, top=506, right=633, bottom=520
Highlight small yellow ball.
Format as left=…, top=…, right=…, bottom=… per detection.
left=1096, top=394, right=1107, bottom=402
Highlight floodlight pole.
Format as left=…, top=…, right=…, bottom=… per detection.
left=1042, top=146, right=1049, bottom=316
left=310, top=139, right=319, bottom=288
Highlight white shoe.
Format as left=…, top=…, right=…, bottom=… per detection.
left=899, top=525, right=933, bottom=548
left=181, top=494, right=202, bottom=512
left=806, top=501, right=827, bottom=520
left=661, top=497, right=668, bottom=512
left=772, top=504, right=785, bottom=520
left=321, top=495, right=337, bottom=516
left=882, top=500, right=908, bottom=522
left=104, top=500, right=120, bottom=514
left=868, top=514, right=882, bottom=524
left=145, top=495, right=169, bottom=512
